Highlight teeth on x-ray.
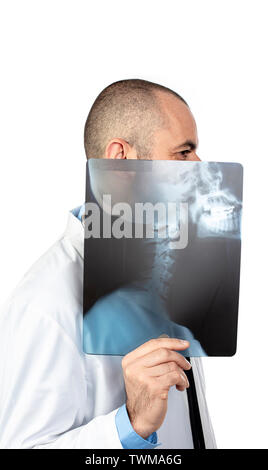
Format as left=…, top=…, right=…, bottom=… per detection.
left=196, top=189, right=241, bottom=237
left=186, top=163, right=242, bottom=238
left=154, top=162, right=242, bottom=240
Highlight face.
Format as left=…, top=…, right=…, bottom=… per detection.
left=104, top=90, right=201, bottom=162
left=150, top=91, right=200, bottom=161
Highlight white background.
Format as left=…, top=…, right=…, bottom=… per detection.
left=0, top=0, right=267, bottom=449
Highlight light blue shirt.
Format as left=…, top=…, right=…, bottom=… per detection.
left=73, top=205, right=160, bottom=449
left=115, top=404, right=158, bottom=449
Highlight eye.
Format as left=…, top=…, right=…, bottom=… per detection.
left=176, top=150, right=191, bottom=160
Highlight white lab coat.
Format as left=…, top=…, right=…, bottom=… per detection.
left=0, top=211, right=216, bottom=449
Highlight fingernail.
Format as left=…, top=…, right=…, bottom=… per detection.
left=182, top=375, right=189, bottom=387
left=179, top=340, right=189, bottom=345
left=180, top=373, right=186, bottom=383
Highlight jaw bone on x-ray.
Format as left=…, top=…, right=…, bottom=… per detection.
left=83, top=159, right=243, bottom=357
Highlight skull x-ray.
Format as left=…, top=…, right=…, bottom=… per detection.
left=83, top=159, right=243, bottom=356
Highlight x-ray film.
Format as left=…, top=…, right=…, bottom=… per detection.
left=83, top=159, right=243, bottom=356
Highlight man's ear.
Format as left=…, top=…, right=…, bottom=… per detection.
left=105, top=139, right=137, bottom=159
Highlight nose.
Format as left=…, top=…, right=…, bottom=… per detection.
left=190, top=153, right=201, bottom=162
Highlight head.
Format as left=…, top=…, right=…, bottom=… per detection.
left=84, top=79, right=200, bottom=162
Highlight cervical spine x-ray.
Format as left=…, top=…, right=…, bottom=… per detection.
left=83, top=159, right=243, bottom=356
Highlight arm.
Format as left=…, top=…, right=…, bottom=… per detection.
left=0, top=308, right=121, bottom=449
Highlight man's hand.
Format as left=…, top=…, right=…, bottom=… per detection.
left=121, top=338, right=191, bottom=439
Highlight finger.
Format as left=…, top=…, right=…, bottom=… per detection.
left=123, top=338, right=190, bottom=365
left=140, top=349, right=191, bottom=370
left=147, top=361, right=190, bottom=377
left=157, top=368, right=190, bottom=390
left=176, top=383, right=189, bottom=392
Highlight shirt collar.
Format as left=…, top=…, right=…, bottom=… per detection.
left=71, top=204, right=85, bottom=222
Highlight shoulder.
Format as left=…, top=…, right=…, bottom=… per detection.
left=0, top=234, right=83, bottom=344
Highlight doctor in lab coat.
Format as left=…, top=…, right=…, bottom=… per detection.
left=0, top=79, right=216, bottom=449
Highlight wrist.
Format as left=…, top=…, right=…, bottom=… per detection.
left=126, top=405, right=153, bottom=440
left=131, top=421, right=152, bottom=440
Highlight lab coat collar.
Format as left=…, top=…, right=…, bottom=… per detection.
left=64, top=210, right=84, bottom=259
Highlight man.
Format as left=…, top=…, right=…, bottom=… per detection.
left=0, top=79, right=216, bottom=448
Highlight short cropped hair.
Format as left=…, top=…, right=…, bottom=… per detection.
left=84, top=79, right=188, bottom=159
